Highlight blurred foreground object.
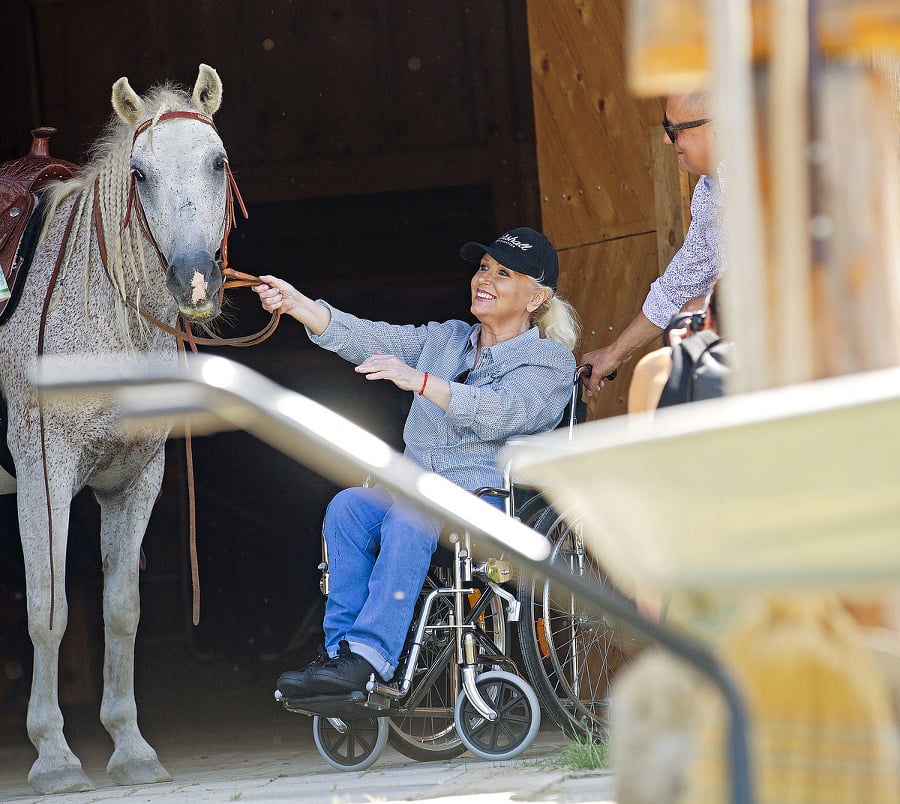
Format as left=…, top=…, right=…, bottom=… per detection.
left=630, top=0, right=900, bottom=393
left=505, top=367, right=900, bottom=597
left=628, top=0, right=900, bottom=96
left=683, top=595, right=900, bottom=803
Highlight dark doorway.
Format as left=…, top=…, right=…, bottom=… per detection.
left=0, top=184, right=496, bottom=747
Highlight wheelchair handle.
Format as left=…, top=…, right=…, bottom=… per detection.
left=568, top=365, right=616, bottom=434
left=576, top=364, right=617, bottom=384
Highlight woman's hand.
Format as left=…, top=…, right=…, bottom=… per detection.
left=355, top=351, right=421, bottom=392
left=251, top=274, right=331, bottom=334
left=252, top=274, right=299, bottom=314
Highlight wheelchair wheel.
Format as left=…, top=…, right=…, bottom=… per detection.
left=387, top=571, right=508, bottom=761
left=516, top=506, right=642, bottom=740
left=454, top=670, right=541, bottom=760
left=312, top=714, right=388, bottom=771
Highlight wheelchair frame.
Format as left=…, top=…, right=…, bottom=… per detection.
left=278, top=523, right=541, bottom=770
left=275, top=366, right=641, bottom=770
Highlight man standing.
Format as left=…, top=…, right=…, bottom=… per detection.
left=582, top=92, right=724, bottom=396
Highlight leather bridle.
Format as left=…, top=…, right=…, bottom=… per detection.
left=38, top=110, right=279, bottom=627
left=100, top=109, right=278, bottom=348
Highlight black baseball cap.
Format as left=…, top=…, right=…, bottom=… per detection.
left=459, top=227, right=559, bottom=291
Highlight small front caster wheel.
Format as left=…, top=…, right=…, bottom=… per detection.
left=312, top=714, right=388, bottom=771
left=454, top=670, right=541, bottom=760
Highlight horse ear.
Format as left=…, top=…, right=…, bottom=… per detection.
left=192, top=64, right=223, bottom=117
left=111, top=77, right=145, bottom=125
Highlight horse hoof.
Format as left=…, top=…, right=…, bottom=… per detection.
left=28, top=765, right=93, bottom=795
left=109, top=757, right=172, bottom=786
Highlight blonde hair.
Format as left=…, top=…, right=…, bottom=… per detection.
left=529, top=280, right=581, bottom=352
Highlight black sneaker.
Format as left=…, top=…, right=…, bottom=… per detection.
left=276, top=644, right=329, bottom=698
left=304, top=640, right=380, bottom=694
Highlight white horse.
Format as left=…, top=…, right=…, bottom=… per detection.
left=0, top=65, right=235, bottom=794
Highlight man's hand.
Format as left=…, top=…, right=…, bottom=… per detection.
left=581, top=313, right=663, bottom=396
left=580, top=345, right=621, bottom=396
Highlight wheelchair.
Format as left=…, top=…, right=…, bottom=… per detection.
left=275, top=519, right=541, bottom=770
left=274, top=367, right=642, bottom=770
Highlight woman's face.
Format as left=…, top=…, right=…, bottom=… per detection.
left=469, top=254, right=545, bottom=329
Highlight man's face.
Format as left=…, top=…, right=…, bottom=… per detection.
left=664, top=95, right=714, bottom=176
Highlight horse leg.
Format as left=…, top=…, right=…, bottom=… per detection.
left=95, top=461, right=172, bottom=786
left=18, top=478, right=94, bottom=794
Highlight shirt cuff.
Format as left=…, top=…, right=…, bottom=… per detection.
left=305, top=301, right=349, bottom=350
left=642, top=280, right=680, bottom=329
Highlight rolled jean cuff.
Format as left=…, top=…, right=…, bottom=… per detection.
left=347, top=640, right=394, bottom=682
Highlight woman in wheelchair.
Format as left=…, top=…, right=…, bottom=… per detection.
left=253, top=226, right=579, bottom=699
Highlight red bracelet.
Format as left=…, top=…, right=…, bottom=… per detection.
left=418, top=371, right=429, bottom=396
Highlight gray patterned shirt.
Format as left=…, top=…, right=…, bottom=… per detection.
left=308, top=303, right=576, bottom=491
left=642, top=165, right=726, bottom=328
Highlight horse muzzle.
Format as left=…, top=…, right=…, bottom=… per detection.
left=166, top=259, right=224, bottom=322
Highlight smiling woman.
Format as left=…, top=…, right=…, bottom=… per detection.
left=250, top=226, right=579, bottom=697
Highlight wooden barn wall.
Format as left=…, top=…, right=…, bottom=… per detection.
left=526, top=0, right=689, bottom=420
left=1, top=0, right=538, bottom=229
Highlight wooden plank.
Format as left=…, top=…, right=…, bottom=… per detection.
left=527, top=0, right=689, bottom=421
left=558, top=232, right=662, bottom=420
left=650, top=128, right=686, bottom=275
left=527, top=0, right=666, bottom=250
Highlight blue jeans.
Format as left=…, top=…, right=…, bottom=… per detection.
left=322, top=487, right=441, bottom=680
left=322, top=486, right=504, bottom=680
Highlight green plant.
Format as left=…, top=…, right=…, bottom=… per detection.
left=553, top=734, right=610, bottom=771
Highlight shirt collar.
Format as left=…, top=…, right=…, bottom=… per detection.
left=478, top=325, right=540, bottom=360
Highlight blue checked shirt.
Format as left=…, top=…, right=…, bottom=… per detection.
left=642, top=164, right=726, bottom=328
left=308, top=302, right=576, bottom=491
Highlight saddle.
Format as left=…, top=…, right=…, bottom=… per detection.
left=0, top=127, right=79, bottom=324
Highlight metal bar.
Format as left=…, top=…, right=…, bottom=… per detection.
left=34, top=353, right=752, bottom=804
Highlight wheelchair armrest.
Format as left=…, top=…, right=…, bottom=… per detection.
left=473, top=486, right=510, bottom=499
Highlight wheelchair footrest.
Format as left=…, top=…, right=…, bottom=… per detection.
left=277, top=689, right=395, bottom=718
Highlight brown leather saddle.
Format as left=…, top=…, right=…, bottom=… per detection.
left=0, top=127, right=79, bottom=324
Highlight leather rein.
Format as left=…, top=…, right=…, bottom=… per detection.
left=38, top=110, right=278, bottom=628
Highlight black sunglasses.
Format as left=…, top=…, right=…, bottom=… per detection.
left=662, top=116, right=711, bottom=142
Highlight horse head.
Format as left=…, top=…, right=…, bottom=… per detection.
left=111, top=65, right=235, bottom=323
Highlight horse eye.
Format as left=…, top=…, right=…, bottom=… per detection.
left=130, top=166, right=145, bottom=182
left=214, top=155, right=227, bottom=171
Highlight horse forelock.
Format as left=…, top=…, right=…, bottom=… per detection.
left=38, top=84, right=201, bottom=347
